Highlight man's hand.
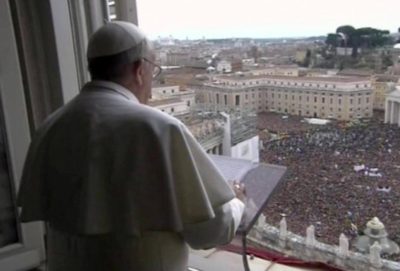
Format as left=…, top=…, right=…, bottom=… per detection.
left=232, top=180, right=246, bottom=202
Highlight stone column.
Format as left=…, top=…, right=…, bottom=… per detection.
left=384, top=99, right=390, bottom=123
left=392, top=101, right=397, bottom=124
left=395, top=102, right=400, bottom=126
left=398, top=103, right=400, bottom=127
left=390, top=100, right=396, bottom=124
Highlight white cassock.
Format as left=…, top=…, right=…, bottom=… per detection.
left=17, top=80, right=244, bottom=271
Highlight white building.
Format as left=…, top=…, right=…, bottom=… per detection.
left=336, top=47, right=361, bottom=56
left=149, top=85, right=195, bottom=116
left=197, top=74, right=373, bottom=121
left=247, top=66, right=299, bottom=77
left=216, top=60, right=232, bottom=73
left=385, top=85, right=400, bottom=126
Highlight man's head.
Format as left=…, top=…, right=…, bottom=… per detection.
left=87, top=21, right=160, bottom=104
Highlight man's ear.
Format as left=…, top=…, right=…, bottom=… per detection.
left=133, top=60, right=144, bottom=86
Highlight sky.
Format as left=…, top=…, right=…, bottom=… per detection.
left=136, top=0, right=400, bottom=39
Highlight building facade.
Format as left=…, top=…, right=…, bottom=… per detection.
left=246, top=66, right=300, bottom=77
left=149, top=85, right=195, bottom=116
left=195, top=75, right=373, bottom=121
left=371, top=75, right=398, bottom=110
left=384, top=86, right=400, bottom=126
left=216, top=60, right=232, bottom=73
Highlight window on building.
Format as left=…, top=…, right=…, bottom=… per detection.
left=216, top=93, right=220, bottom=104
left=235, top=95, right=240, bottom=106
left=224, top=95, right=227, bottom=105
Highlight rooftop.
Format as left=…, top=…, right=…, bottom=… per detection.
left=217, top=74, right=370, bottom=83
left=374, top=74, right=400, bottom=83
left=388, top=88, right=400, bottom=98
left=152, top=83, right=179, bottom=88
left=148, top=97, right=182, bottom=106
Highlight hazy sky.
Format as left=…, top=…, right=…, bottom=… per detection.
left=137, top=0, right=400, bottom=39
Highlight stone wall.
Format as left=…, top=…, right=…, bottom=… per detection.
left=248, top=215, right=400, bottom=271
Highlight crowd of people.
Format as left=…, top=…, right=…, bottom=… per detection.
left=258, top=112, right=400, bottom=256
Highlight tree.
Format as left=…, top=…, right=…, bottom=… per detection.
left=355, top=27, right=390, bottom=48
left=334, top=26, right=391, bottom=58
left=335, top=25, right=358, bottom=57
left=336, top=25, right=356, bottom=46
left=336, top=25, right=356, bottom=36
left=301, top=49, right=312, bottom=67
left=326, top=33, right=340, bottom=48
